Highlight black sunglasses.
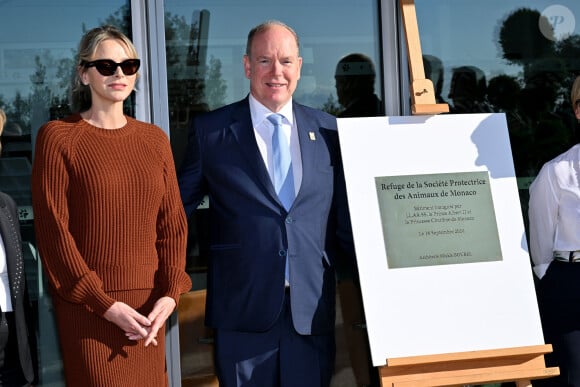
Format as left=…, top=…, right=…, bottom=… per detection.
left=83, top=59, right=140, bottom=76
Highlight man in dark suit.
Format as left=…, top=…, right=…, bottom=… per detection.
left=178, top=20, right=355, bottom=387
left=0, top=192, right=36, bottom=386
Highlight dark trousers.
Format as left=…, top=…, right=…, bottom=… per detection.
left=535, top=261, right=580, bottom=386
left=0, top=312, right=29, bottom=387
left=214, top=290, right=335, bottom=387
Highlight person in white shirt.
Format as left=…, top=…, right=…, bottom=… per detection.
left=529, top=75, right=580, bottom=386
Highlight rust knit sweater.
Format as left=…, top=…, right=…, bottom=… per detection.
left=31, top=114, right=192, bottom=386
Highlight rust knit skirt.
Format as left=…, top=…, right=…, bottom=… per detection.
left=52, top=288, right=168, bottom=387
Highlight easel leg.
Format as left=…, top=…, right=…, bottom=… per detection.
left=515, top=380, right=532, bottom=387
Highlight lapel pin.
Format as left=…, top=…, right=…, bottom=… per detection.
left=309, top=132, right=316, bottom=141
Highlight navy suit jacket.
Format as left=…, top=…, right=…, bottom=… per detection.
left=0, top=192, right=35, bottom=383
left=178, top=97, right=354, bottom=335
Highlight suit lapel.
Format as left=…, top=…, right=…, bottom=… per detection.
left=0, top=193, right=23, bottom=302
left=228, top=100, right=279, bottom=201
left=293, top=104, right=321, bottom=204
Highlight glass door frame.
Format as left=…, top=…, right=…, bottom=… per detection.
left=381, top=0, right=406, bottom=116
left=130, top=1, right=183, bottom=386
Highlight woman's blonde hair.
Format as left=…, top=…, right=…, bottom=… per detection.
left=71, top=25, right=139, bottom=113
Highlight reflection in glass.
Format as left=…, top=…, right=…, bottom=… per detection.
left=416, top=1, right=580, bottom=179
left=334, top=53, right=385, bottom=117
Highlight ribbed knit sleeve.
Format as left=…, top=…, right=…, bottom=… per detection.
left=154, top=129, right=192, bottom=303
left=31, top=119, right=116, bottom=315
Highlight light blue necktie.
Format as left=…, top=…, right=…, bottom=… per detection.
left=268, top=113, right=294, bottom=285
left=268, top=113, right=295, bottom=210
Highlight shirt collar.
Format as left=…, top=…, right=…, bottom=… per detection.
left=249, top=94, right=294, bottom=127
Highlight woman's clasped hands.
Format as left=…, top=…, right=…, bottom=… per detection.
left=104, top=296, right=177, bottom=347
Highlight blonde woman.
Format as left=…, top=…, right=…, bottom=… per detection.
left=31, top=26, right=191, bottom=386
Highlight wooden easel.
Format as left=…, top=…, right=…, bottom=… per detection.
left=376, top=2, right=561, bottom=385
left=380, top=344, right=559, bottom=386
left=400, top=0, right=449, bottom=115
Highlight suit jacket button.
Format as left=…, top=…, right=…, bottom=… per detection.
left=285, top=216, right=293, bottom=224
left=278, top=250, right=286, bottom=256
